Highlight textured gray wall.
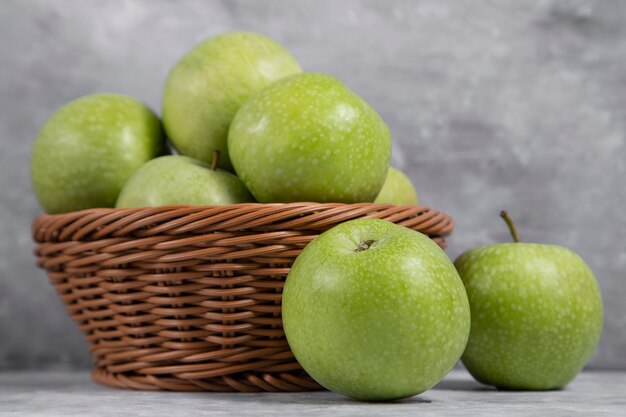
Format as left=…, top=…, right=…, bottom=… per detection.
left=1, top=0, right=624, bottom=370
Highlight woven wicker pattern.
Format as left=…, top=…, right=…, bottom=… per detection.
left=32, top=203, right=454, bottom=392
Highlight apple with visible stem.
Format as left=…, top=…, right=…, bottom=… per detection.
left=162, top=31, right=301, bottom=171
left=31, top=93, right=165, bottom=214
left=228, top=73, right=391, bottom=203
left=282, top=218, right=470, bottom=401
left=374, top=167, right=419, bottom=205
left=115, top=151, right=254, bottom=208
left=455, top=211, right=603, bottom=390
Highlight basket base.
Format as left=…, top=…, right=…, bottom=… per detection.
left=91, top=367, right=323, bottom=392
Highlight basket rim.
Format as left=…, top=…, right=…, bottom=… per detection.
left=34, top=202, right=443, bottom=219
left=32, top=203, right=455, bottom=253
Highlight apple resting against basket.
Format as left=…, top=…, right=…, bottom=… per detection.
left=30, top=31, right=602, bottom=401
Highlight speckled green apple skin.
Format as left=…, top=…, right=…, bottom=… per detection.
left=31, top=94, right=165, bottom=214
left=162, top=31, right=301, bottom=171
left=115, top=155, right=254, bottom=208
left=228, top=73, right=391, bottom=203
left=282, top=219, right=470, bottom=401
left=374, top=167, right=419, bottom=205
left=455, top=243, right=603, bottom=390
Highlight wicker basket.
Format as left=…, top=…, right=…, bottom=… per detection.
left=32, top=203, right=454, bottom=392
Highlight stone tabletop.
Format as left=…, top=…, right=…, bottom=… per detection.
left=0, top=369, right=624, bottom=416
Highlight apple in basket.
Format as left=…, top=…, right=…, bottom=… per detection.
left=228, top=73, right=391, bottom=203
left=163, top=31, right=302, bottom=171
left=282, top=219, right=470, bottom=401
left=31, top=93, right=165, bottom=214
left=455, top=211, right=603, bottom=390
left=116, top=152, right=254, bottom=207
left=374, top=167, right=419, bottom=205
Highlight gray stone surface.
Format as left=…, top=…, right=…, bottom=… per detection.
left=0, top=0, right=625, bottom=369
left=0, top=370, right=625, bottom=416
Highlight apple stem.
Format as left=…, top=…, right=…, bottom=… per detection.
left=500, top=210, right=520, bottom=243
left=210, top=149, right=220, bottom=171
left=355, top=239, right=377, bottom=252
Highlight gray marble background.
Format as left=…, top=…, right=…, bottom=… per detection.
left=0, top=0, right=624, bottom=370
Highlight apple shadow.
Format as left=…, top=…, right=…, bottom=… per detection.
left=494, top=385, right=566, bottom=393
left=218, top=391, right=433, bottom=406
left=432, top=377, right=493, bottom=391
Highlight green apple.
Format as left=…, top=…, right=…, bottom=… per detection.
left=116, top=153, right=254, bottom=207
left=455, top=211, right=603, bottom=390
left=228, top=73, right=391, bottom=203
left=162, top=31, right=301, bottom=171
left=282, top=218, right=470, bottom=401
left=31, top=93, right=165, bottom=214
left=374, top=167, right=419, bottom=205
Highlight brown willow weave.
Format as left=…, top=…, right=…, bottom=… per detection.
left=32, top=203, right=454, bottom=392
